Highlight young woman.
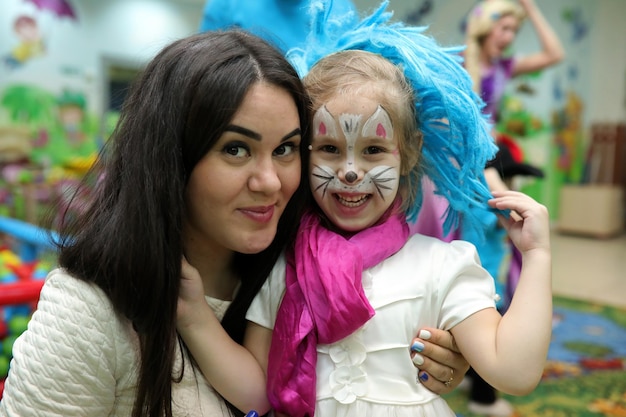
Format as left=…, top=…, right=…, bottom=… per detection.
left=0, top=30, right=311, bottom=417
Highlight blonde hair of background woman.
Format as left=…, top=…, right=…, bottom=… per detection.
left=465, top=0, right=525, bottom=94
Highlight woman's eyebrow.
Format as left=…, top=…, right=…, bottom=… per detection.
left=224, top=125, right=262, bottom=140
left=225, top=125, right=301, bottom=142
left=282, top=128, right=301, bottom=141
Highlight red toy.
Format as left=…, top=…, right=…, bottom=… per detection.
left=580, top=357, right=624, bottom=370
left=0, top=280, right=44, bottom=306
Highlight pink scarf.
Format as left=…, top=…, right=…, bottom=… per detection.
left=267, top=208, right=410, bottom=416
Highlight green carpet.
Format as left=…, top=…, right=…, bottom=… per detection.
left=444, top=296, right=626, bottom=417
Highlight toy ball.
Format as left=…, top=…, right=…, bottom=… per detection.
left=2, top=335, right=17, bottom=358
left=8, top=315, right=29, bottom=335
left=0, top=355, right=8, bottom=379
left=0, top=320, right=7, bottom=339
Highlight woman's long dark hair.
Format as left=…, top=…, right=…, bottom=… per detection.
left=53, top=30, right=311, bottom=417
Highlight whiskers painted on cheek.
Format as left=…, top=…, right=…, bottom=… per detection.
left=370, top=167, right=397, bottom=199
left=311, top=165, right=335, bottom=198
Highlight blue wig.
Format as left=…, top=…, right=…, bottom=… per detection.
left=288, top=0, right=498, bottom=235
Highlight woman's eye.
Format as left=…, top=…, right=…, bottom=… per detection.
left=223, top=143, right=250, bottom=158
left=274, top=142, right=299, bottom=157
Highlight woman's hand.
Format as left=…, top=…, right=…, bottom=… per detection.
left=513, top=0, right=565, bottom=75
left=517, top=0, right=536, bottom=12
left=410, top=327, right=469, bottom=394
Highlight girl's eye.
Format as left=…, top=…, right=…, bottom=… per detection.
left=319, top=145, right=339, bottom=154
left=274, top=142, right=299, bottom=157
left=364, top=146, right=385, bottom=155
left=223, top=142, right=250, bottom=158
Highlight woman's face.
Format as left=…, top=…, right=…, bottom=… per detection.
left=309, top=91, right=401, bottom=233
left=184, top=82, right=302, bottom=255
left=482, top=14, right=520, bottom=60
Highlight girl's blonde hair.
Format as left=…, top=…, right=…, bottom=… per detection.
left=304, top=50, right=422, bottom=212
left=465, top=0, right=526, bottom=94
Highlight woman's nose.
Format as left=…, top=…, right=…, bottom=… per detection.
left=248, top=159, right=281, bottom=193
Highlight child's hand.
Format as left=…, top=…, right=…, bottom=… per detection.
left=488, top=190, right=550, bottom=255
left=177, top=256, right=210, bottom=330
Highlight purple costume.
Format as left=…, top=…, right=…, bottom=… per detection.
left=480, top=57, right=515, bottom=122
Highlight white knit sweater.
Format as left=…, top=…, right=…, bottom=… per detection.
left=0, top=269, right=233, bottom=416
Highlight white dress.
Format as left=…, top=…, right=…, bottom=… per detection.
left=0, top=269, right=235, bottom=417
left=247, top=234, right=497, bottom=417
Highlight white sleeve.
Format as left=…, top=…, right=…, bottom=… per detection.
left=438, top=240, right=498, bottom=330
left=0, top=270, right=128, bottom=416
left=246, top=254, right=287, bottom=330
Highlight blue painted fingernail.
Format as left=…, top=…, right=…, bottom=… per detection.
left=245, top=411, right=259, bottom=417
left=419, top=372, right=429, bottom=382
left=411, top=341, right=424, bottom=352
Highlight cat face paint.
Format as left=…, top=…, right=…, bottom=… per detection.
left=310, top=96, right=401, bottom=232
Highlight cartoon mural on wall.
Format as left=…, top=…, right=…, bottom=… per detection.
left=0, top=83, right=98, bottom=225
left=403, top=0, right=434, bottom=26
left=0, top=0, right=95, bottom=225
left=2, top=0, right=77, bottom=69
left=492, top=3, right=591, bottom=219
left=3, top=15, right=45, bottom=68
left=551, top=4, right=588, bottom=185
left=552, top=90, right=584, bottom=179
left=0, top=85, right=97, bottom=165
left=525, top=5, right=589, bottom=217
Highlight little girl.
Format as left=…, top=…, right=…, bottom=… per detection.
left=178, top=2, right=552, bottom=416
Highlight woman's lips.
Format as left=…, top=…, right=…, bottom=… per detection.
left=239, top=205, right=276, bottom=223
